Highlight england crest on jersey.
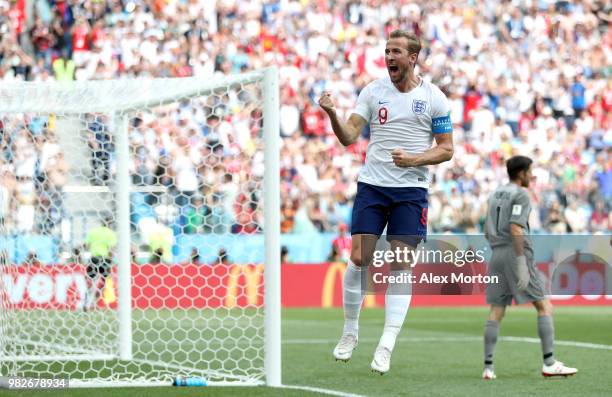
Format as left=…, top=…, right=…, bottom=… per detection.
left=412, top=99, right=427, bottom=114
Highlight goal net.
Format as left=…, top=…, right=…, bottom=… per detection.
left=0, top=69, right=280, bottom=387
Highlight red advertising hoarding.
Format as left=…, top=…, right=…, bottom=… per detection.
left=1, top=262, right=609, bottom=309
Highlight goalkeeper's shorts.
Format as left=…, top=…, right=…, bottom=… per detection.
left=486, top=246, right=546, bottom=306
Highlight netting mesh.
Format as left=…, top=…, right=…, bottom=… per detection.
left=0, top=73, right=269, bottom=386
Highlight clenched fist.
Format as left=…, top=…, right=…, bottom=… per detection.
left=318, top=91, right=336, bottom=114
left=391, top=149, right=422, bottom=167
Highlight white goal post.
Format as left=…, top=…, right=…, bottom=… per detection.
left=0, top=68, right=280, bottom=387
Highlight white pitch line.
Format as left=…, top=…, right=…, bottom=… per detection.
left=284, top=336, right=612, bottom=351
left=500, top=336, right=612, bottom=351
left=281, top=335, right=612, bottom=397
left=281, top=384, right=367, bottom=397
left=283, top=336, right=480, bottom=345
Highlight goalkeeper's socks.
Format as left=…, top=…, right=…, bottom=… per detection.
left=484, top=320, right=499, bottom=370
left=538, top=315, right=556, bottom=366
left=379, top=269, right=412, bottom=351
left=342, top=260, right=366, bottom=336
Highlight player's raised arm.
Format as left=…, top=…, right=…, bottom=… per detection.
left=318, top=91, right=366, bottom=146
left=391, top=132, right=453, bottom=167
left=391, top=82, right=454, bottom=167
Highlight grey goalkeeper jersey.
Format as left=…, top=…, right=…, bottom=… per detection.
left=485, top=183, right=533, bottom=253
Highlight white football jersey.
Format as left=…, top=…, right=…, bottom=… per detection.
left=353, top=77, right=452, bottom=188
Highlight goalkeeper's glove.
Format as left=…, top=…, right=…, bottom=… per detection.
left=515, top=256, right=530, bottom=291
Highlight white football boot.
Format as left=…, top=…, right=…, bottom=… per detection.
left=333, top=334, right=358, bottom=362
left=542, top=361, right=578, bottom=377
left=370, top=346, right=392, bottom=375
left=482, top=367, right=497, bottom=380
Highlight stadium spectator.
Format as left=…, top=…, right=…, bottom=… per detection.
left=214, top=247, right=230, bottom=266
left=281, top=245, right=290, bottom=264
left=22, top=250, right=40, bottom=267
left=189, top=247, right=201, bottom=265
left=564, top=198, right=589, bottom=233
left=181, top=195, right=211, bottom=234
left=147, top=221, right=174, bottom=264
left=329, top=223, right=351, bottom=263
left=280, top=197, right=296, bottom=233
left=590, top=199, right=610, bottom=233
left=84, top=217, right=116, bottom=310
left=545, top=201, right=568, bottom=234
left=87, top=114, right=112, bottom=185
left=52, top=51, right=75, bottom=81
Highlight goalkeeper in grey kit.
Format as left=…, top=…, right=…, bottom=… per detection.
left=481, top=155, right=577, bottom=379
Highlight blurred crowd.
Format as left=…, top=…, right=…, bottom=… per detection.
left=0, top=115, right=68, bottom=235
left=0, top=0, right=610, bottom=239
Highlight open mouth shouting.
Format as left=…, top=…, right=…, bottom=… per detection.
left=387, top=64, right=400, bottom=79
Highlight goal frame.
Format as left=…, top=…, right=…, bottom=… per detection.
left=0, top=67, right=281, bottom=388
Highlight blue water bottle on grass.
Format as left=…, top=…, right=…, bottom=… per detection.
left=173, top=376, right=207, bottom=386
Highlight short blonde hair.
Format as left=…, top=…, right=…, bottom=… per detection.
left=389, top=30, right=422, bottom=56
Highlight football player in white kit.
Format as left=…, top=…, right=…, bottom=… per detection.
left=319, top=30, right=454, bottom=374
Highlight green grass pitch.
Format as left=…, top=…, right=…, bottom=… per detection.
left=6, top=306, right=612, bottom=397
